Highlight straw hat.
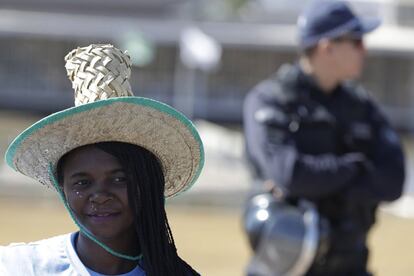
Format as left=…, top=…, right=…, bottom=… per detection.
left=5, top=44, right=204, bottom=198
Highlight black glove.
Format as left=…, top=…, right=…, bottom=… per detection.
left=343, top=122, right=374, bottom=155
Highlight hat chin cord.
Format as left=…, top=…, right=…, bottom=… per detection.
left=48, top=164, right=143, bottom=261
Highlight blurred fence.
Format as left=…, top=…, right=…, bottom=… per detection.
left=0, top=0, right=413, bottom=127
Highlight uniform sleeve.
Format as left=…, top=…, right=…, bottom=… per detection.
left=243, top=88, right=363, bottom=199
left=345, top=101, right=405, bottom=203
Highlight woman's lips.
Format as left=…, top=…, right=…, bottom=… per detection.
left=87, top=212, right=121, bottom=223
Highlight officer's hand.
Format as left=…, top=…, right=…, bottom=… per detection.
left=341, top=152, right=374, bottom=174
left=342, top=154, right=376, bottom=202
left=343, top=123, right=374, bottom=154
left=341, top=152, right=366, bottom=165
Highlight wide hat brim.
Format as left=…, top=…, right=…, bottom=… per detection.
left=5, top=97, right=204, bottom=198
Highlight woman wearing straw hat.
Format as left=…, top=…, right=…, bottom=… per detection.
left=0, top=44, right=204, bottom=276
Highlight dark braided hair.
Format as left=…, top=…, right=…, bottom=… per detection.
left=58, top=141, right=199, bottom=276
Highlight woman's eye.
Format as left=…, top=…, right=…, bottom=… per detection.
left=113, top=176, right=128, bottom=184
left=112, top=176, right=128, bottom=185
left=73, top=180, right=90, bottom=187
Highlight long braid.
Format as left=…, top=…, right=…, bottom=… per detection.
left=96, top=142, right=199, bottom=276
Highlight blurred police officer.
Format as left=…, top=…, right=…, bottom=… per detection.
left=243, top=1, right=405, bottom=275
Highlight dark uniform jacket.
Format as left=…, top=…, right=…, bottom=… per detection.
left=243, top=64, right=405, bottom=275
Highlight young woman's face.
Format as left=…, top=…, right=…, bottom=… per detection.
left=61, top=146, right=136, bottom=241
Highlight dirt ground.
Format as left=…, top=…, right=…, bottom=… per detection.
left=0, top=197, right=413, bottom=276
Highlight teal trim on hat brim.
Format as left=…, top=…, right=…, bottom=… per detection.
left=5, top=96, right=204, bottom=197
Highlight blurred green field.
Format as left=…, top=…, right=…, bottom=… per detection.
left=1, top=197, right=414, bottom=276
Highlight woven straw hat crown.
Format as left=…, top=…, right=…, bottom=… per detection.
left=64, top=44, right=134, bottom=105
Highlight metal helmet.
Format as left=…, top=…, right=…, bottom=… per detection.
left=243, top=192, right=329, bottom=276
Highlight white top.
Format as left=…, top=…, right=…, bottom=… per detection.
left=0, top=232, right=145, bottom=276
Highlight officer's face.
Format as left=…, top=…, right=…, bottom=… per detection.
left=330, top=35, right=366, bottom=80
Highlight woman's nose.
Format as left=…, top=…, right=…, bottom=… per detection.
left=88, top=190, right=113, bottom=204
